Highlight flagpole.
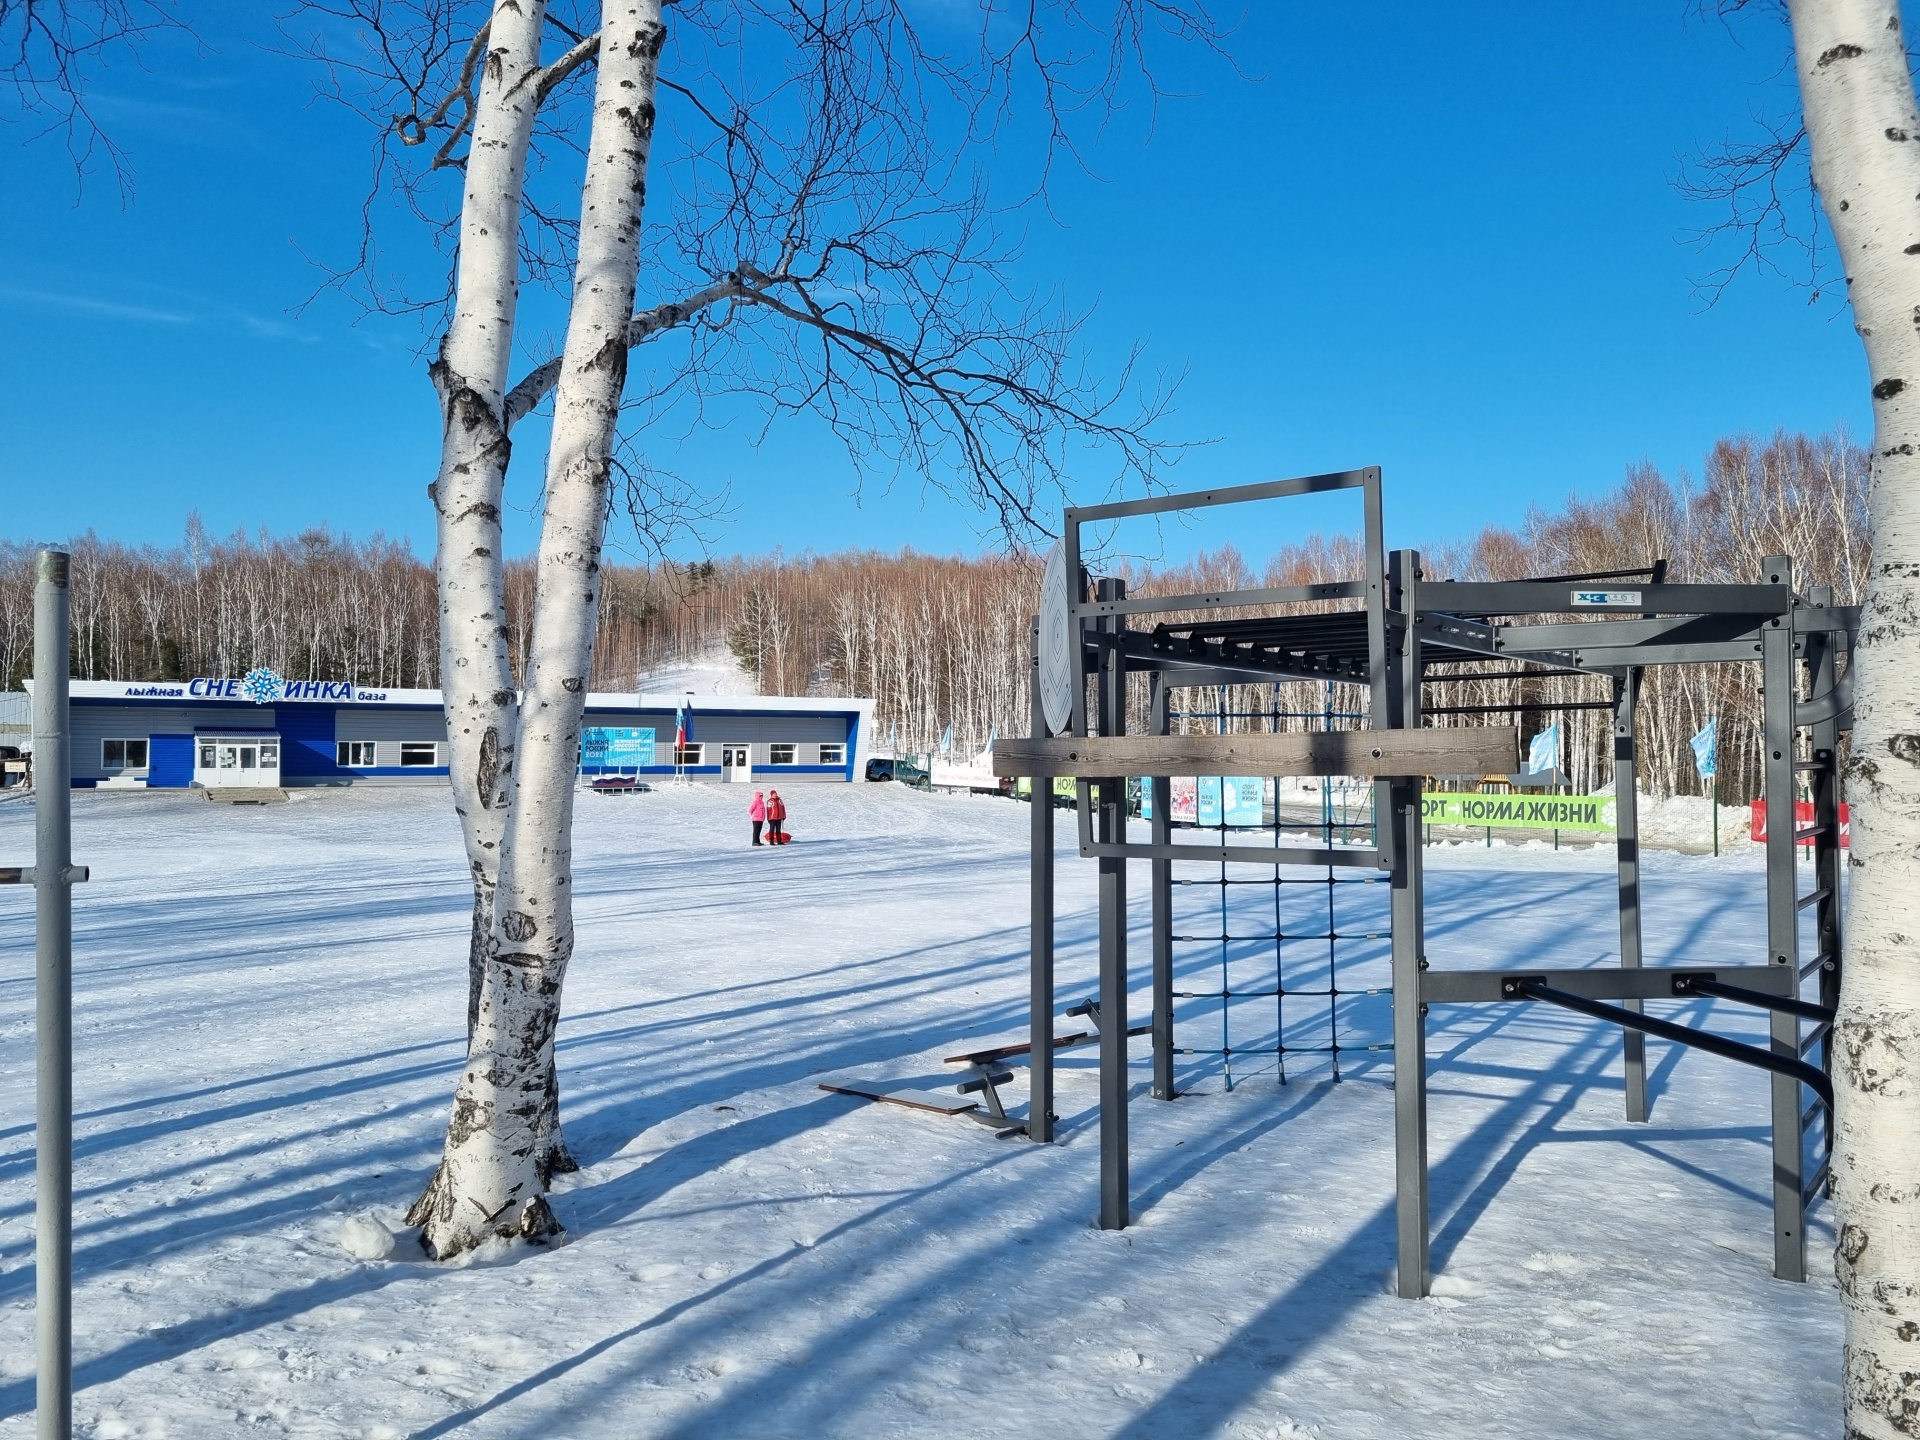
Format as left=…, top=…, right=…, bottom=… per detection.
left=1712, top=715, right=1720, bottom=858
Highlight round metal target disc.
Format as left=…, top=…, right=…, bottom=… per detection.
left=1038, top=541, right=1075, bottom=736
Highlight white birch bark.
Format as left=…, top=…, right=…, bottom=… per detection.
left=1786, top=4, right=1920, bottom=1434
left=425, top=0, right=548, bottom=1031
left=418, top=0, right=667, bottom=1258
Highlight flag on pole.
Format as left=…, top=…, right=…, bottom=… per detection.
left=1690, top=718, right=1717, bottom=779
left=983, top=723, right=996, bottom=755
left=938, top=723, right=953, bottom=753
left=674, top=699, right=693, bottom=750
left=1526, top=723, right=1559, bottom=775
left=885, top=721, right=897, bottom=753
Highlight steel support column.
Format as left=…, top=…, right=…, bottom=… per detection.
left=1613, top=669, right=1648, bottom=1123
left=1028, top=620, right=1056, bottom=1144
left=1149, top=673, right=1175, bottom=1101
left=34, top=550, right=73, bottom=1440
left=1806, top=587, right=1843, bottom=1176
left=1761, top=554, right=1806, bottom=1282
left=1387, top=549, right=1430, bottom=1299
left=1096, top=578, right=1130, bottom=1230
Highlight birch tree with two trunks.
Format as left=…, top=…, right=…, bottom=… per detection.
left=298, top=0, right=1223, bottom=1257
left=1704, top=0, right=1920, bottom=1430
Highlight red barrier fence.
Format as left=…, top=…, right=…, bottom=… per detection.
left=1749, top=800, right=1851, bottom=847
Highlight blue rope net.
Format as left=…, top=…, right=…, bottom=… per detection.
left=1165, top=682, right=1394, bottom=1091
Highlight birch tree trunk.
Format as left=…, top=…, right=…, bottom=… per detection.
left=416, top=0, right=666, bottom=1259
left=423, top=0, right=547, bottom=1034
left=1786, top=4, right=1920, bottom=1434
left=405, top=0, right=557, bottom=1236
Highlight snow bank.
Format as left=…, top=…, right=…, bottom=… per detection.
left=1632, top=793, right=1753, bottom=853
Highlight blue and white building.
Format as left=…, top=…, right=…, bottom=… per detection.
left=29, top=673, right=875, bottom=788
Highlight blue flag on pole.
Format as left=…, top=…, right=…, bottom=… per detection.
left=1690, top=718, right=1717, bottom=779
left=1526, top=723, right=1559, bottom=775
left=939, top=723, right=953, bottom=753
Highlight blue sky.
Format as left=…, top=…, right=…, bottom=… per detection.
left=0, top=2, right=1866, bottom=567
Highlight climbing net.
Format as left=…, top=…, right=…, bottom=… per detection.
left=1166, top=683, right=1395, bottom=1090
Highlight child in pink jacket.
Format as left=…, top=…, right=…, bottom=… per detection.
left=749, top=790, right=767, bottom=846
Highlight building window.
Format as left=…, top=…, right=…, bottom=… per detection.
left=399, top=741, right=439, bottom=767
left=769, top=743, right=797, bottom=765
left=337, top=741, right=377, bottom=768
left=102, top=739, right=149, bottom=770
left=674, top=743, right=703, bottom=766
left=819, top=743, right=845, bottom=766
left=199, top=743, right=216, bottom=769
left=259, top=743, right=279, bottom=770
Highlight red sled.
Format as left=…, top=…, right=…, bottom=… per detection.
left=769, top=831, right=794, bottom=844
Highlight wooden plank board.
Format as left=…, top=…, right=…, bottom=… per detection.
left=819, top=1081, right=980, bottom=1115
left=944, top=1031, right=1094, bottom=1065
left=991, top=727, right=1517, bottom=779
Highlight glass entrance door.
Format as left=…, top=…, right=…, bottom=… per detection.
left=721, top=744, right=752, bottom=782
left=194, top=734, right=283, bottom=788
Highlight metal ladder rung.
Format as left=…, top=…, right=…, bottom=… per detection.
left=1799, top=1020, right=1832, bottom=1057
left=1802, top=1097, right=1827, bottom=1129
left=1800, top=951, right=1836, bottom=980
left=1792, top=759, right=1832, bottom=773
left=1803, top=1158, right=1832, bottom=1206
left=1797, top=886, right=1832, bottom=912
left=1793, top=824, right=1832, bottom=841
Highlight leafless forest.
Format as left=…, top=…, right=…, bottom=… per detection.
left=0, top=430, right=1864, bottom=801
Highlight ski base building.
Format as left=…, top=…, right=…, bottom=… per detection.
left=30, top=676, right=874, bottom=789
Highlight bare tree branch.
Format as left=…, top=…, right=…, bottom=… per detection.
left=0, top=0, right=189, bottom=195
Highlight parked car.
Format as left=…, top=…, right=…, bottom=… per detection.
left=865, top=756, right=930, bottom=787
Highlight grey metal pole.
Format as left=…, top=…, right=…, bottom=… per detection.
left=1613, top=670, right=1648, bottom=1124
left=1761, top=555, right=1807, bottom=1283
left=1095, top=577, right=1129, bottom=1230
left=1149, top=674, right=1175, bottom=1101
left=1027, top=621, right=1055, bottom=1144
left=35, top=549, right=73, bottom=1440
left=1385, top=550, right=1430, bottom=1299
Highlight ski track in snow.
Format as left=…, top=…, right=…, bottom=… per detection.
left=0, top=785, right=1839, bottom=1438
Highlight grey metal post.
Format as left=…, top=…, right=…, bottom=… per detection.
left=1149, top=674, right=1175, bottom=1100
left=1761, top=554, right=1806, bottom=1282
left=1386, top=550, right=1430, bottom=1299
left=1806, top=588, right=1843, bottom=1118
left=35, top=550, right=73, bottom=1440
left=1096, top=578, right=1130, bottom=1229
left=1028, top=621, right=1056, bottom=1144
left=1613, top=670, right=1648, bottom=1123
left=1804, top=586, right=1843, bottom=1202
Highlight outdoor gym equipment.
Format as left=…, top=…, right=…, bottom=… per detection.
left=992, top=469, right=1854, bottom=1297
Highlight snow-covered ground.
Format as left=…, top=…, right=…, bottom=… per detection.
left=631, top=651, right=758, bottom=698
left=0, top=785, right=1840, bottom=1438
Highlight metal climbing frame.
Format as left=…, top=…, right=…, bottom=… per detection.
left=999, top=468, right=1520, bottom=1233
left=1402, top=556, right=1855, bottom=1291
left=997, top=473, right=1855, bottom=1293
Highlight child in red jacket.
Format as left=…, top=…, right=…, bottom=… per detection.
left=766, top=789, right=788, bottom=844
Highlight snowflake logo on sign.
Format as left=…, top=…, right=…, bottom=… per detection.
left=240, top=667, right=284, bottom=705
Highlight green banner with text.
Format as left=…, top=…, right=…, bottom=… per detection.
left=1421, top=792, right=1616, bottom=831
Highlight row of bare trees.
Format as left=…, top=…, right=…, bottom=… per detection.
left=0, top=428, right=1866, bottom=798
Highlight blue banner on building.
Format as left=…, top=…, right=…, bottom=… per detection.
left=582, top=727, right=655, bottom=768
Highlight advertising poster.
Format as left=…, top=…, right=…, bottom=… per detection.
left=1196, top=776, right=1222, bottom=827
left=581, top=727, right=656, bottom=768
left=1222, top=776, right=1266, bottom=827
left=1142, top=776, right=1262, bottom=826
